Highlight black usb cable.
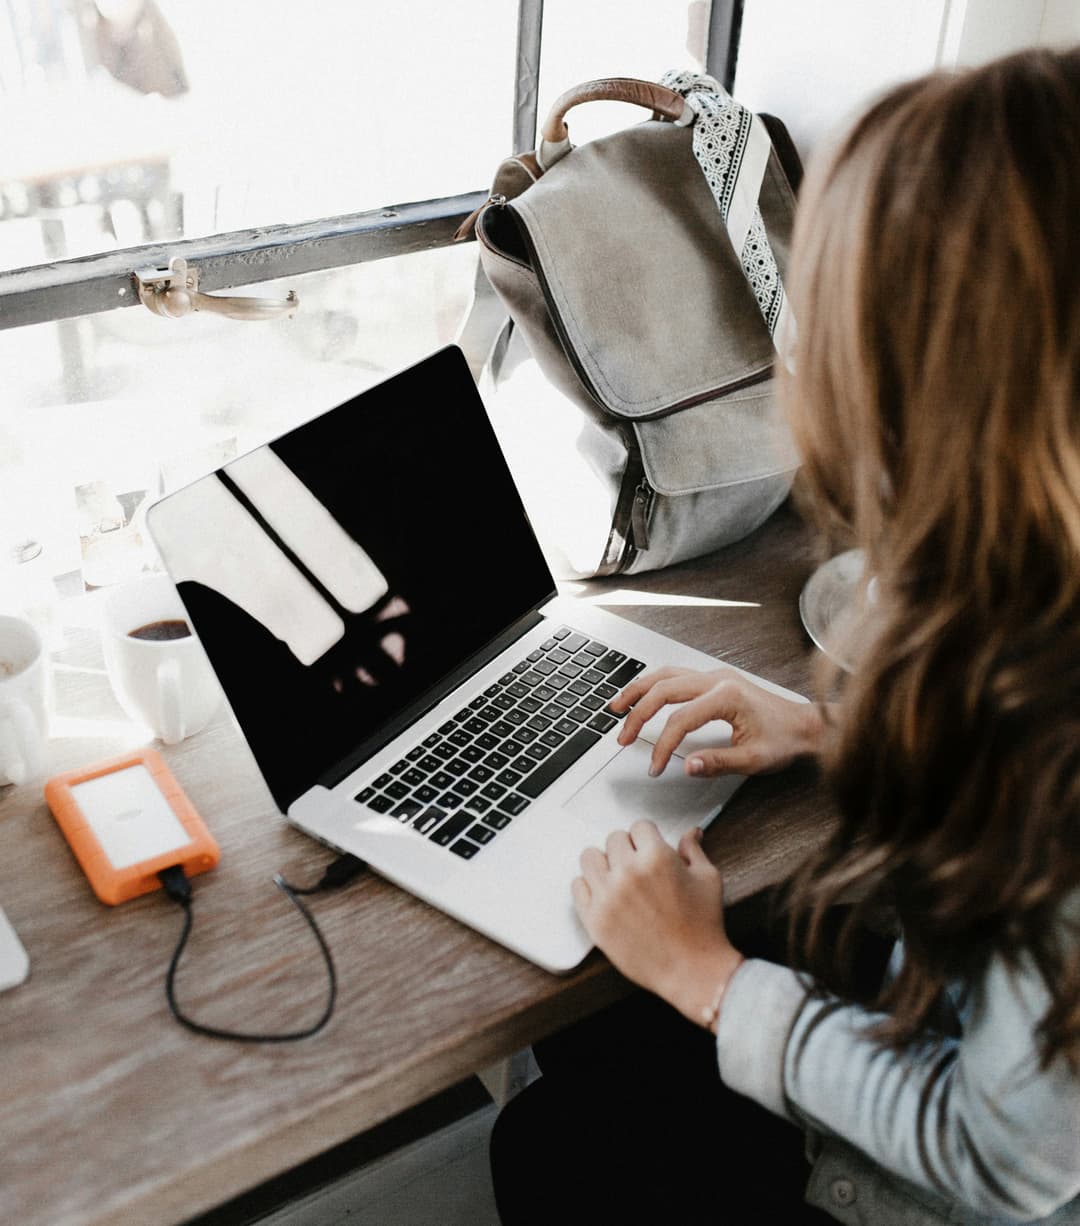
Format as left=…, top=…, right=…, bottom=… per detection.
left=158, top=854, right=367, bottom=1043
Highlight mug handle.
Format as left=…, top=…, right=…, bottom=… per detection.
left=156, top=659, right=185, bottom=745
left=0, top=702, right=42, bottom=786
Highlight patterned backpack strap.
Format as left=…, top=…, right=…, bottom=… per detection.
left=661, top=69, right=797, bottom=368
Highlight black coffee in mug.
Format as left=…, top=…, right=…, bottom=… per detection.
left=129, top=619, right=192, bottom=642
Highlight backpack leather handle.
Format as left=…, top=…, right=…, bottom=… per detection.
left=540, top=77, right=690, bottom=143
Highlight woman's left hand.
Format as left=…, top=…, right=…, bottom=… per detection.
left=572, top=821, right=745, bottom=1029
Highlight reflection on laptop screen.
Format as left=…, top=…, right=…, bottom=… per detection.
left=149, top=347, right=555, bottom=810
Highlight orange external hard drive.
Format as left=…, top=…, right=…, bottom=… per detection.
left=44, top=748, right=220, bottom=905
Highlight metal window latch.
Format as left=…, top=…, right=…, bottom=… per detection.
left=134, top=257, right=299, bottom=321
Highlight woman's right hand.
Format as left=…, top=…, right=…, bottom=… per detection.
left=609, top=666, right=826, bottom=779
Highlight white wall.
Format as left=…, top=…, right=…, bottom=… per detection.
left=734, top=0, right=1080, bottom=158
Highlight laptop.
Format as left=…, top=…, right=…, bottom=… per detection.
left=147, top=346, right=805, bottom=972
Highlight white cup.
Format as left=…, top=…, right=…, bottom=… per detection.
left=0, top=614, right=49, bottom=786
left=101, top=575, right=222, bottom=744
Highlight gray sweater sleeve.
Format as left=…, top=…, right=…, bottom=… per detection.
left=714, top=951, right=1080, bottom=1222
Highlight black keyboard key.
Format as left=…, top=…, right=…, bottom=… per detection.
left=552, top=626, right=571, bottom=641
left=402, top=768, right=425, bottom=787
left=468, top=824, right=496, bottom=845
left=430, top=770, right=454, bottom=790
left=518, top=729, right=601, bottom=799
left=548, top=647, right=570, bottom=664
left=595, top=650, right=627, bottom=674
left=580, top=694, right=604, bottom=711
left=499, top=672, right=515, bottom=686
left=493, top=693, right=515, bottom=711
left=510, top=755, right=537, bottom=774
left=481, top=781, right=507, bottom=800
left=406, top=746, right=425, bottom=761
left=463, top=717, right=487, bottom=735
left=608, top=658, right=647, bottom=688
left=485, top=751, right=510, bottom=770
left=422, top=732, right=440, bottom=747
left=572, top=652, right=595, bottom=668
left=546, top=674, right=570, bottom=690
left=508, top=681, right=529, bottom=699
left=390, top=758, right=409, bottom=774
left=511, top=661, right=530, bottom=674
left=516, top=727, right=538, bottom=744
left=368, top=794, right=394, bottom=813
left=413, top=806, right=447, bottom=834
left=386, top=781, right=409, bottom=800
left=438, top=721, right=456, bottom=735
left=496, top=768, right=522, bottom=787
left=469, top=695, right=487, bottom=710
left=567, top=706, right=591, bottom=724
left=490, top=720, right=514, bottom=739
left=588, top=712, right=618, bottom=734
left=373, top=773, right=393, bottom=789
left=483, top=810, right=512, bottom=830
left=595, top=682, right=617, bottom=699
left=462, top=745, right=485, bottom=763
left=498, top=792, right=531, bottom=816
left=449, top=839, right=481, bottom=859
left=520, top=670, right=544, bottom=687
left=466, top=796, right=492, bottom=815
left=541, top=703, right=563, bottom=720
left=452, top=708, right=472, bottom=724
left=583, top=669, right=605, bottom=685
left=541, top=637, right=559, bottom=650
left=583, top=641, right=606, bottom=656
left=438, top=792, right=464, bottom=809
left=429, top=814, right=470, bottom=843
left=520, top=696, right=542, bottom=714
left=554, top=692, right=576, bottom=709
left=526, top=648, right=544, bottom=662
left=355, top=786, right=375, bottom=803
left=415, top=784, right=439, bottom=804
left=504, top=709, right=527, bottom=726
left=558, top=662, right=583, bottom=678
left=477, top=705, right=501, bottom=723
left=433, top=743, right=456, bottom=760
left=477, top=732, right=500, bottom=750
left=418, top=755, right=441, bottom=773
left=455, top=778, right=479, bottom=796
left=485, top=684, right=500, bottom=697
left=445, top=758, right=469, bottom=777
left=569, top=679, right=591, bottom=697
left=449, top=730, right=472, bottom=747
left=534, top=659, right=557, bottom=676
left=554, top=718, right=577, bottom=736
left=534, top=685, right=556, bottom=702
left=468, top=763, right=494, bottom=782
left=526, top=743, right=551, bottom=760
left=563, top=632, right=588, bottom=653
left=392, top=798, right=423, bottom=821
left=541, top=730, right=565, bottom=748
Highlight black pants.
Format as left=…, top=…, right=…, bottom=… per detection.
left=489, top=898, right=890, bottom=1225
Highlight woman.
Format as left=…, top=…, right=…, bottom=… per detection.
left=490, top=46, right=1080, bottom=1226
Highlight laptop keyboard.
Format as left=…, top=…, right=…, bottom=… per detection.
left=354, top=626, right=645, bottom=860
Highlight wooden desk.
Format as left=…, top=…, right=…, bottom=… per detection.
left=0, top=504, right=836, bottom=1226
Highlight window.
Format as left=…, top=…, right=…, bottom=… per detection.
left=0, top=0, right=742, bottom=599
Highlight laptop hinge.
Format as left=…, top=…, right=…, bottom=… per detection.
left=311, top=605, right=550, bottom=798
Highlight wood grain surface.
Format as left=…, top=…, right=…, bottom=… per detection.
left=0, top=502, right=836, bottom=1226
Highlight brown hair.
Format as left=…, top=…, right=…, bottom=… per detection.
left=781, top=47, right=1080, bottom=1064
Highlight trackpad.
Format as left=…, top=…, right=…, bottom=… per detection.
left=564, top=741, right=742, bottom=840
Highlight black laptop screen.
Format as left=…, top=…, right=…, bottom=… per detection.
left=148, top=347, right=556, bottom=810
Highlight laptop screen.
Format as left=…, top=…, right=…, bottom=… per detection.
left=148, top=347, right=556, bottom=810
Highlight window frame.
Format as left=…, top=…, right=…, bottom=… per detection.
left=0, top=0, right=743, bottom=332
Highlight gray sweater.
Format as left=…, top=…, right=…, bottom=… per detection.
left=716, top=917, right=1080, bottom=1224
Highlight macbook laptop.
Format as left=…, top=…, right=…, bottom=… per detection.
left=147, top=346, right=804, bottom=972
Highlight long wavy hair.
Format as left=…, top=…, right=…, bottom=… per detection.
left=780, top=47, right=1080, bottom=1066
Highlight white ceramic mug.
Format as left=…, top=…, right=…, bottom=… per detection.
left=101, top=575, right=222, bottom=744
left=0, top=614, right=49, bottom=786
